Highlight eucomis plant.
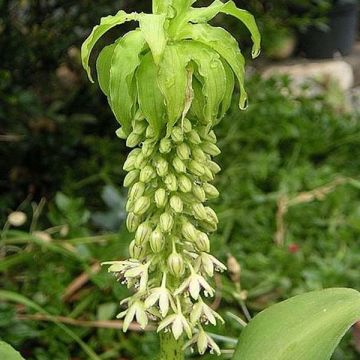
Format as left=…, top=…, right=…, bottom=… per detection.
left=82, top=0, right=260, bottom=357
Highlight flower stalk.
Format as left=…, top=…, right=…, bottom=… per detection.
left=81, top=0, right=260, bottom=358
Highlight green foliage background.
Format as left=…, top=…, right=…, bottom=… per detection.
left=1, top=1, right=360, bottom=359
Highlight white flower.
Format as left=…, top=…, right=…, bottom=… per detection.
left=174, top=269, right=214, bottom=300
left=117, top=301, right=148, bottom=331
left=196, top=252, right=227, bottom=277
left=190, top=298, right=224, bottom=325
left=184, top=328, right=221, bottom=355
left=157, top=312, right=192, bottom=340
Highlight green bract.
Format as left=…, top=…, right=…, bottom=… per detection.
left=82, top=0, right=259, bottom=357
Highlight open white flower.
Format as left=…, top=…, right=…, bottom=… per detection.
left=157, top=312, right=192, bottom=340
left=190, top=298, right=224, bottom=325
left=196, top=253, right=227, bottom=277
left=117, top=300, right=148, bottom=331
left=184, top=328, right=221, bottom=356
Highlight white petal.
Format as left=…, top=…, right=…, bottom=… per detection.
left=159, top=291, right=170, bottom=317
left=181, top=316, right=193, bottom=339
left=197, top=330, right=208, bottom=355
left=172, top=316, right=184, bottom=340
left=136, top=306, right=148, bottom=329
left=157, top=314, right=177, bottom=333
left=144, top=291, right=160, bottom=309
left=189, top=277, right=201, bottom=300
left=123, top=305, right=136, bottom=332
left=203, top=304, right=216, bottom=325
left=190, top=302, right=202, bottom=324
left=174, top=278, right=190, bottom=296
left=198, top=276, right=214, bottom=297
left=207, top=335, right=221, bottom=355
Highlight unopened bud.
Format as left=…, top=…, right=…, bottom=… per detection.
left=199, top=220, right=217, bottom=232
left=129, top=182, right=145, bottom=202
left=187, top=130, right=201, bottom=144
left=135, top=222, right=152, bottom=245
left=123, top=170, right=140, bottom=187
left=164, top=174, right=178, bottom=192
left=126, top=132, right=142, bottom=148
left=126, top=212, right=141, bottom=232
left=135, top=152, right=147, bottom=169
left=192, top=147, right=207, bottom=162
left=160, top=212, right=174, bottom=233
left=133, top=120, right=147, bottom=135
left=145, top=125, right=155, bottom=138
left=168, top=252, right=184, bottom=277
left=208, top=160, right=221, bottom=174
left=126, top=198, right=134, bottom=212
left=192, top=203, right=208, bottom=220
left=172, top=157, right=186, bottom=173
left=182, top=221, right=197, bottom=242
left=198, top=127, right=217, bottom=143
left=201, top=142, right=221, bottom=156
left=227, top=255, right=241, bottom=283
left=123, top=155, right=136, bottom=171
left=196, top=232, right=210, bottom=252
left=129, top=240, right=144, bottom=259
left=170, top=195, right=183, bottom=213
left=159, top=138, right=172, bottom=154
left=155, top=188, right=168, bottom=208
left=133, top=196, right=151, bottom=215
left=150, top=228, right=165, bottom=253
left=142, top=139, right=155, bottom=157
left=116, top=127, right=127, bottom=139
left=205, top=206, right=218, bottom=224
left=176, top=143, right=191, bottom=160
left=171, top=127, right=184, bottom=143
left=178, top=175, right=192, bottom=193
left=203, top=183, right=219, bottom=199
left=188, top=160, right=205, bottom=176
left=202, top=166, right=214, bottom=181
left=139, top=165, right=155, bottom=183
left=192, top=184, right=206, bottom=202
left=182, top=118, right=192, bottom=133
left=155, top=157, right=169, bottom=177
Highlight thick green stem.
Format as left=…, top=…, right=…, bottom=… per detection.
left=159, top=332, right=184, bottom=360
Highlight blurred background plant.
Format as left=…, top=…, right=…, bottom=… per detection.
left=1, top=0, right=360, bottom=359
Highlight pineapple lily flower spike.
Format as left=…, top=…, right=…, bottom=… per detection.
left=81, top=0, right=260, bottom=358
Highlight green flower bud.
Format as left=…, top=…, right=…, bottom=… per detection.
left=199, top=219, right=217, bottom=233
left=182, top=221, right=197, bottom=242
left=155, top=188, right=168, bottom=208
left=159, top=138, right=172, bottom=154
left=176, top=143, right=191, bottom=160
left=171, top=126, right=184, bottom=143
left=168, top=252, right=184, bottom=277
left=160, top=212, right=174, bottom=233
left=196, top=232, right=210, bottom=252
left=172, top=156, right=186, bottom=173
left=142, top=139, right=155, bottom=157
left=133, top=196, right=151, bottom=215
left=207, top=130, right=217, bottom=143
left=203, top=183, right=219, bottom=199
left=164, top=173, right=178, bottom=192
left=126, top=198, right=134, bottom=212
left=140, top=165, right=155, bottom=183
left=123, top=155, right=136, bottom=171
left=201, top=142, right=221, bottom=156
left=187, top=130, right=202, bottom=144
left=150, top=228, right=165, bottom=253
left=135, top=222, right=152, bottom=245
left=205, top=206, right=219, bottom=224
left=198, top=127, right=217, bottom=143
left=135, top=152, right=147, bottom=169
left=133, top=120, right=147, bottom=135
left=202, top=166, right=214, bottom=181
left=192, top=203, right=208, bottom=221
left=126, top=132, right=142, bottom=148
left=192, top=147, right=207, bottom=163
left=145, top=125, right=155, bottom=138
left=129, top=182, right=145, bottom=202
left=155, top=157, right=169, bottom=177
left=129, top=240, right=145, bottom=259
left=178, top=175, right=192, bottom=193
left=192, top=184, right=206, bottom=202
left=170, top=195, right=183, bottom=213
left=116, top=127, right=127, bottom=139
left=188, top=160, right=205, bottom=176
left=123, top=170, right=140, bottom=187
left=126, top=212, right=141, bottom=232
left=182, top=118, right=192, bottom=133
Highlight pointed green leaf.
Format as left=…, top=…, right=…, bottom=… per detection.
left=109, top=30, right=146, bottom=135
left=218, top=59, right=235, bottom=122
left=180, top=23, right=248, bottom=110
left=136, top=53, right=166, bottom=136
left=81, top=10, right=137, bottom=82
left=96, top=43, right=116, bottom=97
left=139, top=14, right=167, bottom=64
left=158, top=44, right=189, bottom=133
left=152, top=0, right=172, bottom=15
left=0, top=342, right=24, bottom=360
left=233, top=288, right=360, bottom=360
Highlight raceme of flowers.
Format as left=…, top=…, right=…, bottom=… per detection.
left=81, top=0, right=260, bottom=355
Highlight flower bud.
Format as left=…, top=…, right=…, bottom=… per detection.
left=170, top=195, right=183, bottom=213
left=135, top=152, right=147, bottom=169
left=135, top=222, right=152, bottom=245
left=205, top=206, right=218, bottom=224
left=155, top=157, right=168, bottom=177
left=123, top=155, right=136, bottom=171
left=178, top=175, right=192, bottom=193
left=192, top=147, right=207, bottom=162
left=171, top=127, right=184, bottom=143
left=115, top=127, right=127, bottom=139
left=133, top=120, right=147, bottom=135
left=129, top=240, right=145, bottom=259
left=192, top=184, right=206, bottom=202
left=142, top=139, right=155, bottom=157
left=139, top=165, right=155, bottom=183
left=202, top=166, right=214, bottom=181
left=188, top=160, right=205, bottom=176
left=168, top=252, right=184, bottom=277
left=187, top=130, right=201, bottom=144
left=159, top=138, right=172, bottom=154
left=208, top=160, right=221, bottom=174
left=146, top=125, right=155, bottom=138
left=150, top=228, right=165, bottom=253
left=207, top=130, right=217, bottom=143
left=133, top=196, right=151, bottom=215
left=182, top=118, right=192, bottom=133
left=129, top=182, right=145, bottom=202
left=8, top=211, right=27, bottom=227
left=201, top=142, right=221, bottom=156
left=203, top=183, right=219, bottom=199
left=172, top=156, right=186, bottom=173
left=182, top=221, right=197, bottom=242
left=123, top=170, right=140, bottom=187
left=160, top=212, right=174, bottom=233
left=196, top=232, right=210, bottom=252
left=155, top=188, right=168, bottom=208
left=176, top=143, right=191, bottom=160
left=199, top=220, right=217, bottom=232
left=192, top=203, right=208, bottom=221
left=164, top=174, right=178, bottom=192
left=126, top=198, right=134, bottom=212
left=126, top=212, right=141, bottom=232
left=126, top=132, right=142, bottom=148
left=198, top=127, right=217, bottom=143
